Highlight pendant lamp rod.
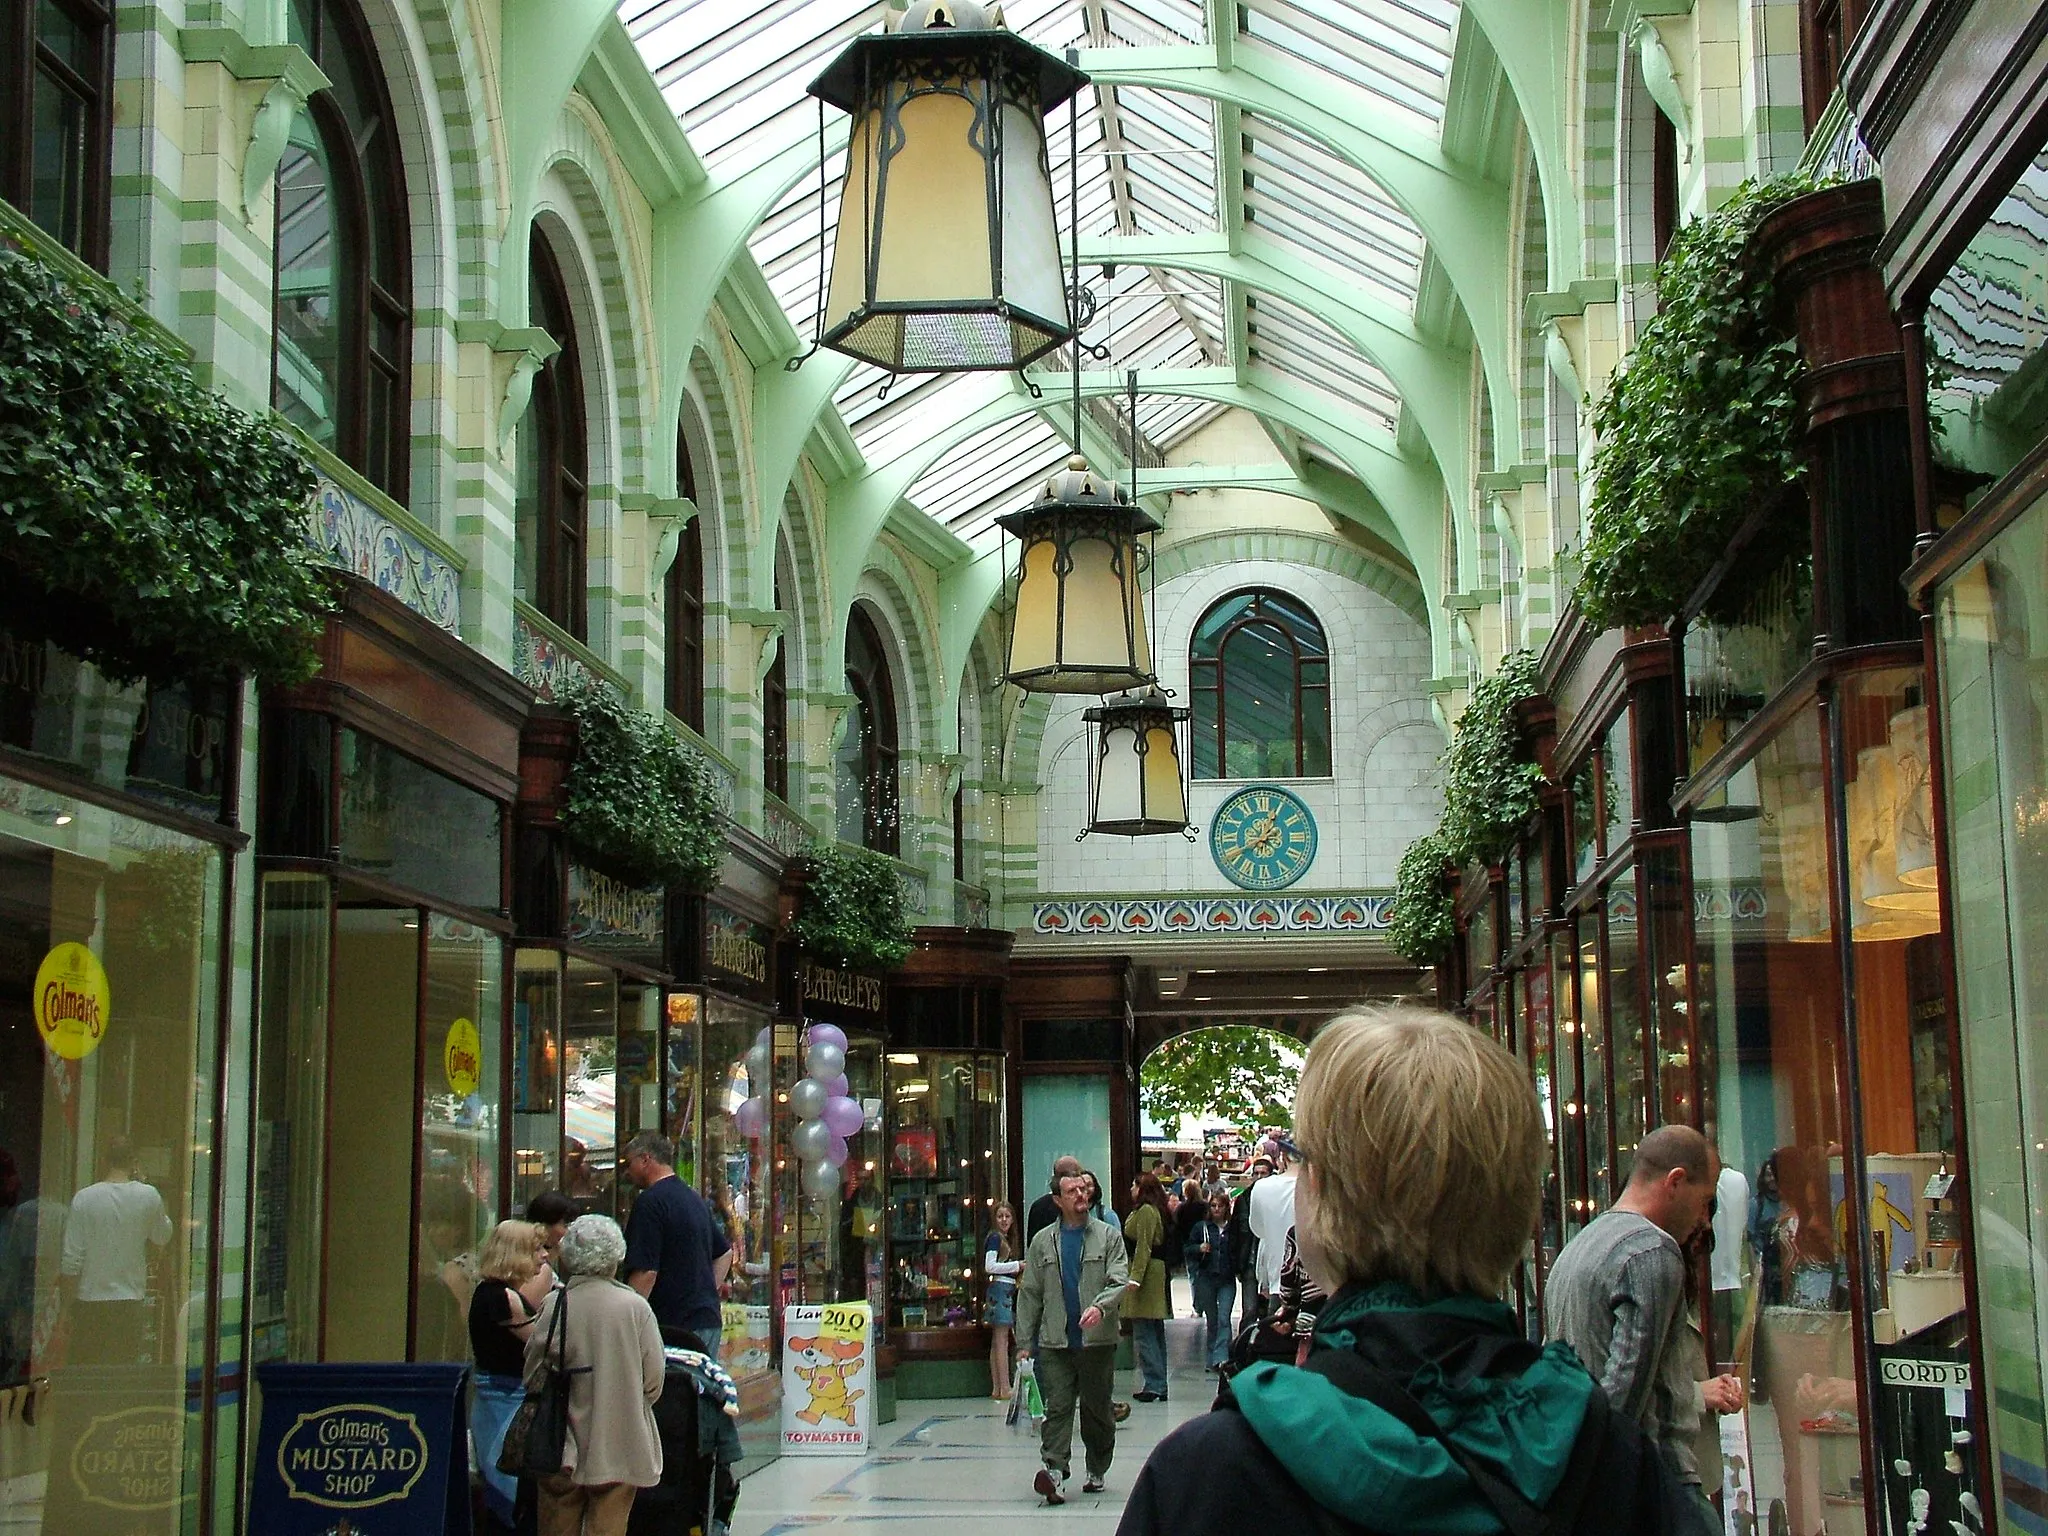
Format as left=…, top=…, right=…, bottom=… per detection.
left=1068, top=48, right=1082, bottom=458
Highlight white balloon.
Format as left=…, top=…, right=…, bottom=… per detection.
left=793, top=1118, right=832, bottom=1160
left=746, top=1042, right=771, bottom=1080
left=805, top=1042, right=846, bottom=1082
left=803, top=1158, right=841, bottom=1198
left=789, top=1077, right=826, bottom=1121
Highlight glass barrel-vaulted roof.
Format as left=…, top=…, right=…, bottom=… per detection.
left=621, top=0, right=1459, bottom=543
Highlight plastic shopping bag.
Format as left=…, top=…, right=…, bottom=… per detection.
left=1021, top=1358, right=1046, bottom=1422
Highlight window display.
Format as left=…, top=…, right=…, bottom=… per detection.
left=0, top=780, right=223, bottom=1533
left=700, top=997, right=780, bottom=1463
left=788, top=1026, right=884, bottom=1315
left=887, top=1050, right=1006, bottom=1331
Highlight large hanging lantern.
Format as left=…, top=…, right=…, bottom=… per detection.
left=999, top=455, right=1157, bottom=693
left=1083, top=686, right=1190, bottom=837
left=807, top=0, right=1087, bottom=373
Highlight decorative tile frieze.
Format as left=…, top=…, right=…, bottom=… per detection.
left=306, top=478, right=461, bottom=634
left=512, top=608, right=590, bottom=700
left=1030, top=892, right=1396, bottom=938
left=765, top=797, right=814, bottom=860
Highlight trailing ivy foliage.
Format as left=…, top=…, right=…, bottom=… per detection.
left=1579, top=174, right=1828, bottom=632
left=791, top=842, right=914, bottom=973
left=558, top=674, right=726, bottom=894
left=1387, top=651, right=1544, bottom=965
left=1388, top=832, right=1455, bottom=965
left=0, top=240, right=332, bottom=684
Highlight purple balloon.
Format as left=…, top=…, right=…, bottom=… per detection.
left=822, top=1096, right=864, bottom=1139
left=826, top=1074, right=850, bottom=1099
left=733, top=1096, right=765, bottom=1138
left=807, top=1023, right=848, bottom=1053
left=826, top=1134, right=849, bottom=1169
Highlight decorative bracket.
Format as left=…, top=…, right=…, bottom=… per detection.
left=1630, top=17, right=1694, bottom=164
left=643, top=497, right=699, bottom=582
left=728, top=608, right=788, bottom=685
left=457, top=322, right=562, bottom=458
left=178, top=29, right=329, bottom=224
left=1542, top=317, right=1584, bottom=404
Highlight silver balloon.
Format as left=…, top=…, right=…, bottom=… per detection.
left=792, top=1118, right=832, bottom=1160
left=746, top=1042, right=771, bottom=1081
left=789, top=1077, right=826, bottom=1121
left=805, top=1041, right=846, bottom=1082
left=803, top=1158, right=841, bottom=1198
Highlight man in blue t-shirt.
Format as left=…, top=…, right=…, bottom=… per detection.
left=1015, top=1170, right=1129, bottom=1505
left=621, top=1130, right=723, bottom=1350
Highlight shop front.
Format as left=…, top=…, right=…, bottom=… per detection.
left=0, top=630, right=238, bottom=1532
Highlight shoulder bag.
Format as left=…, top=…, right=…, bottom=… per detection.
left=497, top=1283, right=582, bottom=1478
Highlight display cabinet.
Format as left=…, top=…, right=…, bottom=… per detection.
left=885, top=1049, right=1006, bottom=1330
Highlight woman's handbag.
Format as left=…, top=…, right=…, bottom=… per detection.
left=497, top=1285, right=575, bottom=1478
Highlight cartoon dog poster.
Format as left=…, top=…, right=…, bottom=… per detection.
left=780, top=1302, right=874, bottom=1455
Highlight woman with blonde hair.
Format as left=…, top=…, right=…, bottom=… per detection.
left=984, top=1201, right=1022, bottom=1399
left=471, top=1220, right=547, bottom=1530
left=1117, top=1006, right=1691, bottom=1536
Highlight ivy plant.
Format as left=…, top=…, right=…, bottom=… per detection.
left=1388, top=832, right=1455, bottom=965
left=0, top=237, right=332, bottom=684
left=558, top=674, right=726, bottom=894
left=1436, top=649, right=1544, bottom=868
left=1578, top=174, right=1831, bottom=632
left=791, top=842, right=914, bottom=973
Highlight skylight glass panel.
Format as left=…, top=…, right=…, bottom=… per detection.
left=1237, top=0, right=1457, bottom=132
left=1243, top=114, right=1425, bottom=312
left=1246, top=290, right=1401, bottom=436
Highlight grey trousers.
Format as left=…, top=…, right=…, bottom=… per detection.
left=1034, top=1345, right=1116, bottom=1479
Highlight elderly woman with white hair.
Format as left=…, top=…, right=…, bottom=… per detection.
left=524, top=1214, right=664, bottom=1536
left=1116, top=1006, right=1694, bottom=1536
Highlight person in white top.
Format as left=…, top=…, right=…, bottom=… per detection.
left=1246, top=1141, right=1299, bottom=1315
left=61, top=1135, right=171, bottom=1365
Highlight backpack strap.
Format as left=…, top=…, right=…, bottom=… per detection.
left=1302, top=1349, right=1548, bottom=1536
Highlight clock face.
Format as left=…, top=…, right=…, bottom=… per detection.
left=1210, top=787, right=1318, bottom=891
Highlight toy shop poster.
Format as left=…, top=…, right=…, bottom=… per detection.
left=781, top=1302, right=874, bottom=1455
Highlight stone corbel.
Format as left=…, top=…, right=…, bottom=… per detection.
left=727, top=608, right=787, bottom=685
left=178, top=28, right=329, bottom=223
left=817, top=692, right=857, bottom=756
left=457, top=322, right=562, bottom=458
left=643, top=498, right=699, bottom=582
left=1630, top=16, right=1694, bottom=163
left=1526, top=284, right=1620, bottom=412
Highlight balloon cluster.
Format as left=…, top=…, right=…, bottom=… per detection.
left=795, top=1025, right=863, bottom=1200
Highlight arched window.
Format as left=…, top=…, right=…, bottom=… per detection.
left=1190, top=589, right=1331, bottom=779
left=272, top=0, right=410, bottom=501
left=836, top=608, right=899, bottom=855
left=515, top=226, right=589, bottom=639
left=763, top=553, right=789, bottom=803
left=665, top=433, right=704, bottom=731
left=4, top=0, right=114, bottom=267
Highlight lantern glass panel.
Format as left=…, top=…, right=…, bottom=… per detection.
left=999, top=97, right=1064, bottom=326
left=1062, top=537, right=1135, bottom=672
left=874, top=91, right=993, bottom=303
left=1008, top=538, right=1060, bottom=675
left=1141, top=725, right=1185, bottom=822
left=1131, top=569, right=1152, bottom=677
left=1095, top=724, right=1145, bottom=825
left=824, top=111, right=882, bottom=333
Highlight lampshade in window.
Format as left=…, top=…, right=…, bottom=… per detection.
left=1083, top=686, right=1190, bottom=837
left=807, top=0, right=1086, bottom=373
left=1850, top=747, right=1939, bottom=938
left=1890, top=704, right=1938, bottom=891
left=999, top=455, right=1158, bottom=694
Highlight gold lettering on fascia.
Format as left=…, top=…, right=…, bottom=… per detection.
left=707, top=920, right=769, bottom=984
left=569, top=868, right=663, bottom=942
left=801, top=963, right=883, bottom=1014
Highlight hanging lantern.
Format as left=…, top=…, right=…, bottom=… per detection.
left=999, top=455, right=1157, bottom=693
left=1083, top=686, right=1190, bottom=837
left=806, top=0, right=1087, bottom=373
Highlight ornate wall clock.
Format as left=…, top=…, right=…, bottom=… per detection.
left=1209, top=785, right=1318, bottom=891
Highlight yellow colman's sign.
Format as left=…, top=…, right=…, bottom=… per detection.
left=443, top=1018, right=482, bottom=1097
left=34, top=943, right=109, bottom=1061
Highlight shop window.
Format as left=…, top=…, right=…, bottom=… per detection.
left=272, top=0, right=410, bottom=502
left=1691, top=704, right=1872, bottom=1536
left=2, top=0, right=112, bottom=268
left=512, top=949, right=563, bottom=1211
left=515, top=225, right=589, bottom=639
left=1190, top=588, right=1332, bottom=779
left=700, top=997, right=781, bottom=1461
left=836, top=607, right=899, bottom=856
left=790, top=1027, right=885, bottom=1313
left=886, top=1049, right=1006, bottom=1331
left=666, top=436, right=705, bottom=732
left=1577, top=922, right=1614, bottom=1205
left=1604, top=871, right=1650, bottom=1170
left=0, top=788, right=222, bottom=1528
left=1937, top=504, right=2048, bottom=1527
left=1924, top=142, right=2048, bottom=492
left=1603, top=709, right=1635, bottom=850
left=562, top=957, right=618, bottom=1217
left=416, top=917, right=501, bottom=1362
left=1550, top=926, right=1590, bottom=1241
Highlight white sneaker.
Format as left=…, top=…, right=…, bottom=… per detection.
left=1034, top=1467, right=1066, bottom=1505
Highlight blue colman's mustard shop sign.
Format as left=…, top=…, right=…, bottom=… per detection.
left=250, top=1364, right=470, bottom=1535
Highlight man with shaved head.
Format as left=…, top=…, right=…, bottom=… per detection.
left=1544, top=1124, right=1743, bottom=1534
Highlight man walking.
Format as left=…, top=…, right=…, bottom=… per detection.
left=1246, top=1140, right=1296, bottom=1321
left=621, top=1130, right=723, bottom=1351
left=1015, top=1169, right=1129, bottom=1505
left=1543, top=1124, right=1744, bottom=1534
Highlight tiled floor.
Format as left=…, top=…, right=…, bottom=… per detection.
left=730, top=1283, right=1226, bottom=1536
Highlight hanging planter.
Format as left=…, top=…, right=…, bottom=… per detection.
left=556, top=675, right=726, bottom=894
left=790, top=843, right=914, bottom=972
left=1389, top=832, right=1456, bottom=964
left=0, top=237, right=333, bottom=685
left=1578, top=174, right=1833, bottom=632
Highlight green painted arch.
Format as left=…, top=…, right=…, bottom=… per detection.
left=686, top=346, right=753, bottom=609
left=405, top=0, right=503, bottom=318
left=858, top=542, right=946, bottom=761
left=1150, top=530, right=1427, bottom=627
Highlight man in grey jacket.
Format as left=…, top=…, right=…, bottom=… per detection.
left=1016, top=1169, right=1129, bottom=1505
left=1543, top=1125, right=1744, bottom=1534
